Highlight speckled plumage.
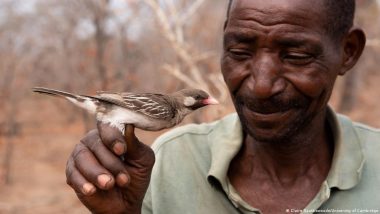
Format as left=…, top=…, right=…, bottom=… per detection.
left=32, top=87, right=218, bottom=133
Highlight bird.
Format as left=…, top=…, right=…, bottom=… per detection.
left=32, top=87, right=219, bottom=134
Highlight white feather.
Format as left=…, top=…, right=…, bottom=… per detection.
left=183, top=97, right=196, bottom=107
left=66, top=97, right=97, bottom=114
left=96, top=106, right=170, bottom=133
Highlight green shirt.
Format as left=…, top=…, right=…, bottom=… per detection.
left=142, top=108, right=380, bottom=214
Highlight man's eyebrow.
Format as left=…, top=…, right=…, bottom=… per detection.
left=223, top=31, right=257, bottom=44
left=276, top=39, right=306, bottom=47
left=275, top=37, right=323, bottom=52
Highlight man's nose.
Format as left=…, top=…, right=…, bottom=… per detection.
left=249, top=53, right=285, bottom=99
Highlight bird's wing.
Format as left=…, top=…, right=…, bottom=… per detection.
left=94, top=92, right=175, bottom=120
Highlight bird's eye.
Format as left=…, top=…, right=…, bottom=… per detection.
left=195, top=95, right=202, bottom=100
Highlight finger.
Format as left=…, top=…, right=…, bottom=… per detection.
left=97, top=122, right=127, bottom=156
left=124, top=124, right=138, bottom=156
left=82, top=136, right=131, bottom=187
left=66, top=157, right=96, bottom=196
left=123, top=124, right=155, bottom=168
left=72, top=143, right=115, bottom=190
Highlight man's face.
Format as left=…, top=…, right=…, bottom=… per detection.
left=221, top=0, right=345, bottom=142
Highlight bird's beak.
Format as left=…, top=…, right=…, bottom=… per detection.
left=203, top=97, right=219, bottom=105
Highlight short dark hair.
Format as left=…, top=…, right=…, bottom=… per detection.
left=324, top=0, right=355, bottom=40
left=226, top=0, right=355, bottom=41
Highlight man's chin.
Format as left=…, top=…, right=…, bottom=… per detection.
left=246, top=127, right=294, bottom=143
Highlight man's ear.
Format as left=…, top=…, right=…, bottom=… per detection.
left=339, top=27, right=366, bottom=75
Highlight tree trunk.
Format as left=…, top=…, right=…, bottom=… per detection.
left=94, top=16, right=108, bottom=90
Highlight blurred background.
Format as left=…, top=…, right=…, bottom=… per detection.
left=0, top=0, right=379, bottom=213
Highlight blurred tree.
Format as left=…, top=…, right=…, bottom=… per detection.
left=0, top=1, right=379, bottom=212
left=142, top=0, right=230, bottom=121
left=0, top=0, right=24, bottom=185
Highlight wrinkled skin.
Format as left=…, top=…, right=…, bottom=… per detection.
left=66, top=0, right=366, bottom=213
left=66, top=123, right=154, bottom=214
left=222, top=0, right=363, bottom=143
left=223, top=0, right=365, bottom=213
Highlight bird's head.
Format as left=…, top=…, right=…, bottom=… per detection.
left=174, top=89, right=219, bottom=111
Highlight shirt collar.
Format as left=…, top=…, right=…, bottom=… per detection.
left=325, top=107, right=365, bottom=189
left=207, top=113, right=243, bottom=189
left=207, top=107, right=365, bottom=191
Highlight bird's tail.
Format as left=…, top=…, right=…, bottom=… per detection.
left=32, top=87, right=79, bottom=99
left=32, top=87, right=98, bottom=114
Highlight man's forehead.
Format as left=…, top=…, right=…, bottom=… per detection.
left=227, top=0, right=326, bottom=30
left=229, top=0, right=325, bottom=22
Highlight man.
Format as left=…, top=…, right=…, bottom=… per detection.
left=65, top=0, right=380, bottom=213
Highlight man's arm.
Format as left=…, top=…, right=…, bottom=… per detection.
left=66, top=123, right=155, bottom=214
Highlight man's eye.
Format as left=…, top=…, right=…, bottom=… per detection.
left=228, top=49, right=251, bottom=60
left=283, top=53, right=314, bottom=65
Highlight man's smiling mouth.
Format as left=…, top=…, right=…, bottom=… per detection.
left=244, top=106, right=293, bottom=121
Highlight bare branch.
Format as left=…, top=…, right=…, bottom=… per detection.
left=143, top=0, right=211, bottom=92
left=192, top=51, right=217, bottom=62
left=165, top=0, right=178, bottom=19
left=143, top=0, right=177, bottom=43
left=162, top=64, right=198, bottom=87
left=178, top=0, right=206, bottom=26
left=210, top=73, right=229, bottom=102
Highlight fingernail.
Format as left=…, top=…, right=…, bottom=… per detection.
left=116, top=173, right=129, bottom=187
left=97, top=174, right=112, bottom=189
left=82, top=183, right=96, bottom=195
left=113, top=141, right=126, bottom=155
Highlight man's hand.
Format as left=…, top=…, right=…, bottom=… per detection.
left=66, top=122, right=155, bottom=214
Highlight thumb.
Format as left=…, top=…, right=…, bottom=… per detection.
left=97, top=121, right=127, bottom=156
left=123, top=124, right=155, bottom=164
left=124, top=124, right=140, bottom=158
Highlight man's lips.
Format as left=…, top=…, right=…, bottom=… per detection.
left=238, top=100, right=296, bottom=123
left=241, top=101, right=293, bottom=114
left=246, top=106, right=290, bottom=114
left=236, top=95, right=304, bottom=114
left=235, top=94, right=308, bottom=121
